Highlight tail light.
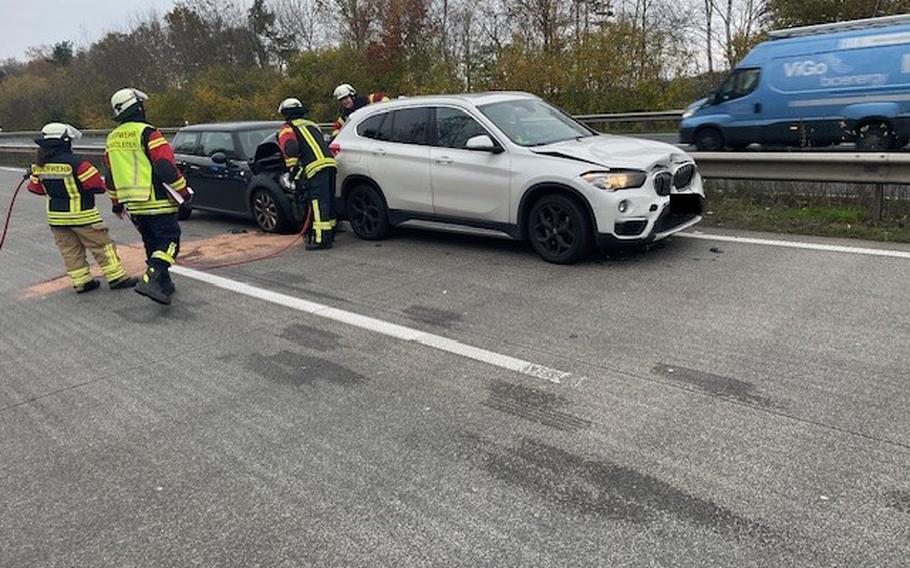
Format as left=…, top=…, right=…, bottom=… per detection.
left=329, top=142, right=341, bottom=157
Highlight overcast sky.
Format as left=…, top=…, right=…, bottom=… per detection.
left=0, top=0, right=177, bottom=61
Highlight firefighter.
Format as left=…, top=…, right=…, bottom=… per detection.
left=331, top=84, right=388, bottom=138
left=28, top=123, right=137, bottom=294
left=104, top=88, right=192, bottom=305
left=277, top=98, right=337, bottom=250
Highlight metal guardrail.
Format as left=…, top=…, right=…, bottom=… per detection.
left=573, top=110, right=684, bottom=123
left=688, top=151, right=910, bottom=184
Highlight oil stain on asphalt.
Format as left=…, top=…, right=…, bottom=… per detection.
left=280, top=323, right=343, bottom=352
left=403, top=305, right=463, bottom=328
left=885, top=490, right=910, bottom=513
left=653, top=363, right=783, bottom=408
left=112, top=300, right=206, bottom=324
left=228, top=350, right=367, bottom=387
left=483, top=379, right=591, bottom=432
left=459, top=432, right=778, bottom=544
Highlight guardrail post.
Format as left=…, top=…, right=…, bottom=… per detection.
left=872, top=183, right=884, bottom=224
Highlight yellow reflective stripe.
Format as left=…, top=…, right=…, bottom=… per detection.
left=166, top=242, right=177, bottom=258
left=170, top=177, right=187, bottom=190
left=147, top=137, right=168, bottom=150
left=67, top=267, right=92, bottom=286
left=151, top=250, right=175, bottom=265
left=304, top=157, right=337, bottom=178
left=312, top=199, right=322, bottom=243
left=47, top=210, right=103, bottom=226
left=127, top=204, right=179, bottom=215
left=100, top=243, right=126, bottom=281
left=77, top=167, right=99, bottom=183
left=293, top=120, right=326, bottom=161
left=285, top=156, right=299, bottom=168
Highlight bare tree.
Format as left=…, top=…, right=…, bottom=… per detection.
left=272, top=0, right=326, bottom=51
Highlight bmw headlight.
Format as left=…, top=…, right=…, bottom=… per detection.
left=581, top=171, right=647, bottom=191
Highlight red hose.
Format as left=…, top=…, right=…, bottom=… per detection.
left=178, top=206, right=313, bottom=270
left=0, top=177, right=27, bottom=253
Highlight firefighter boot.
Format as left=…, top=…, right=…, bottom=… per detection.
left=75, top=280, right=101, bottom=294
left=134, top=266, right=173, bottom=305
left=306, top=226, right=334, bottom=251
left=109, top=275, right=139, bottom=290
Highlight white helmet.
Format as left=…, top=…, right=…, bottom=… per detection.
left=333, top=84, right=356, bottom=100
left=39, top=122, right=83, bottom=141
left=278, top=97, right=304, bottom=113
left=111, top=88, right=149, bottom=117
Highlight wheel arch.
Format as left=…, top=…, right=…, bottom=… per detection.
left=517, top=182, right=597, bottom=241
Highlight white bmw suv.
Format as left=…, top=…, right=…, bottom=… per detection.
left=331, top=92, right=704, bottom=263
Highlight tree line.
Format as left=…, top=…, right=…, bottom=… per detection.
left=0, top=0, right=908, bottom=130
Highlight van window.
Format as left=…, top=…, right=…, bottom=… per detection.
left=433, top=107, right=491, bottom=149
left=390, top=108, right=430, bottom=145
left=715, top=68, right=761, bottom=103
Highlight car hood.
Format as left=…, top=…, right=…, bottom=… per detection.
left=532, top=135, right=688, bottom=171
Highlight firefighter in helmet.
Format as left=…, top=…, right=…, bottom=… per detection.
left=331, top=84, right=388, bottom=138
left=28, top=123, right=137, bottom=293
left=104, top=88, right=192, bottom=305
left=277, top=97, right=337, bottom=250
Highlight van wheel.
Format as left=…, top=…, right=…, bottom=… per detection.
left=856, top=121, right=896, bottom=151
left=346, top=184, right=390, bottom=240
left=694, top=127, right=724, bottom=151
left=528, top=195, right=592, bottom=264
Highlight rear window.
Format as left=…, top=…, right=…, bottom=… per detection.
left=390, top=108, right=430, bottom=145
left=172, top=131, right=199, bottom=155
left=357, top=112, right=389, bottom=140
left=236, top=128, right=277, bottom=160
left=199, top=131, right=236, bottom=158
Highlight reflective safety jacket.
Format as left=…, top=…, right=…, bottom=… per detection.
left=29, top=150, right=106, bottom=227
left=104, top=122, right=188, bottom=216
left=278, top=118, right=337, bottom=180
left=331, top=92, right=389, bottom=137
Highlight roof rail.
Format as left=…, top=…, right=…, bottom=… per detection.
left=768, top=14, right=910, bottom=39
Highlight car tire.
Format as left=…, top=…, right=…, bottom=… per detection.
left=177, top=205, right=192, bottom=221
left=694, top=127, right=724, bottom=151
left=346, top=184, right=390, bottom=240
left=856, top=121, right=896, bottom=151
left=527, top=194, right=592, bottom=264
left=251, top=188, right=288, bottom=233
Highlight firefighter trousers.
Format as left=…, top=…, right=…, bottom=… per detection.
left=299, top=168, right=337, bottom=246
left=51, top=223, right=128, bottom=289
left=132, top=213, right=181, bottom=287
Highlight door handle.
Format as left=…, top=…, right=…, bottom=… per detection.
left=435, top=156, right=453, bottom=164
left=372, top=147, right=387, bottom=156
left=754, top=103, right=762, bottom=114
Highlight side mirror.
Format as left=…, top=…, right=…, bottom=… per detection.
left=211, top=151, right=228, bottom=164
left=465, top=134, right=501, bottom=153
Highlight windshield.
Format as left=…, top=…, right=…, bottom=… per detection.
left=237, top=128, right=279, bottom=160
left=478, top=99, right=594, bottom=146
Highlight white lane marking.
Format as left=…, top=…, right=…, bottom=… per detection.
left=171, top=266, right=575, bottom=384
left=679, top=232, right=910, bottom=260
left=0, top=166, right=26, bottom=173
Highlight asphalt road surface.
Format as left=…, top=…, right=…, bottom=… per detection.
left=1, top=168, right=909, bottom=567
